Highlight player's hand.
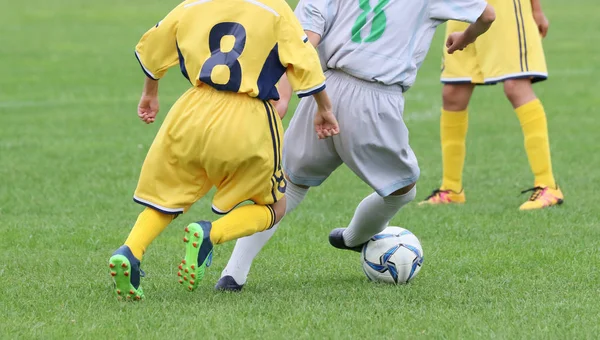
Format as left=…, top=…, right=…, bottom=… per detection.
left=314, top=109, right=339, bottom=139
left=138, top=95, right=159, bottom=124
left=446, top=32, right=476, bottom=54
left=533, top=10, right=549, bottom=38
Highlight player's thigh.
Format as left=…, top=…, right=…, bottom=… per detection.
left=282, top=96, right=342, bottom=187
left=335, top=89, right=419, bottom=197
left=134, top=89, right=213, bottom=214
left=441, top=21, right=482, bottom=84
left=204, top=98, right=285, bottom=214
left=476, top=0, right=547, bottom=83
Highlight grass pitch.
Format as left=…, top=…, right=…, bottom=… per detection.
left=1, top=0, right=599, bottom=338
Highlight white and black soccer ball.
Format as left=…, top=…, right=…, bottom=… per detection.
left=361, top=226, right=424, bottom=284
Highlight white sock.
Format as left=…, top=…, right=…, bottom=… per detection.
left=220, top=182, right=309, bottom=285
left=343, top=186, right=416, bottom=247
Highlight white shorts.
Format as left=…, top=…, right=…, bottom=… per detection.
left=283, top=70, right=419, bottom=197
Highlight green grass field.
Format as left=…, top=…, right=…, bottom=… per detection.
left=1, top=0, right=599, bottom=338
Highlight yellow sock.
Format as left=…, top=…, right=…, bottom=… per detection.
left=124, top=208, right=175, bottom=260
left=515, top=99, right=556, bottom=188
left=440, top=109, right=468, bottom=193
left=210, top=204, right=275, bottom=245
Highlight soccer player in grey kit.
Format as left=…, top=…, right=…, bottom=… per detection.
left=216, top=0, right=496, bottom=290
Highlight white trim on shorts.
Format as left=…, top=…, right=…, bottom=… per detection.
left=133, top=196, right=184, bottom=214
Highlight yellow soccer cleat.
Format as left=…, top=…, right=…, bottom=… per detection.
left=519, top=186, right=564, bottom=210
left=418, top=189, right=466, bottom=205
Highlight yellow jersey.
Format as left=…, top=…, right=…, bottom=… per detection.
left=134, top=0, right=325, bottom=100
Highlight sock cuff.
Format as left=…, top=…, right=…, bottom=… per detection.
left=286, top=181, right=309, bottom=201
left=441, top=108, right=468, bottom=126
left=383, top=186, right=416, bottom=205
left=515, top=98, right=543, bottom=116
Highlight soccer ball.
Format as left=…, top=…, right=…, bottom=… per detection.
left=361, top=226, right=424, bottom=284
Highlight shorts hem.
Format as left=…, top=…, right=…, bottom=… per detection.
left=283, top=167, right=326, bottom=187
left=441, top=72, right=548, bottom=85
left=375, top=172, right=420, bottom=197
left=133, top=196, right=184, bottom=215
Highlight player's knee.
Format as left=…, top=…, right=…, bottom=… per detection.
left=284, top=173, right=310, bottom=189
left=390, top=182, right=416, bottom=199
left=504, top=79, right=536, bottom=108
left=442, top=84, right=472, bottom=111
left=270, top=197, right=287, bottom=225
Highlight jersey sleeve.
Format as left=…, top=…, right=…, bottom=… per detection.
left=429, top=0, right=487, bottom=23
left=294, top=0, right=328, bottom=36
left=134, top=4, right=183, bottom=80
left=277, top=7, right=326, bottom=98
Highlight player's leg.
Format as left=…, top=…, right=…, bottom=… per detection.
left=331, top=183, right=417, bottom=251
left=503, top=79, right=563, bottom=209
left=421, top=20, right=481, bottom=205
left=326, top=72, right=419, bottom=250
left=216, top=96, right=341, bottom=290
left=216, top=179, right=309, bottom=291
left=109, top=88, right=212, bottom=300
left=478, top=0, right=561, bottom=209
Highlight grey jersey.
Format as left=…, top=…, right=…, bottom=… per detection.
left=294, top=0, right=487, bottom=89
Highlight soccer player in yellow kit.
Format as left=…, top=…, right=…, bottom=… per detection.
left=420, top=0, right=564, bottom=210
left=108, top=0, right=339, bottom=300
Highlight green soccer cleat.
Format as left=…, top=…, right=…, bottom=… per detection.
left=178, top=221, right=214, bottom=292
left=109, top=245, right=144, bottom=301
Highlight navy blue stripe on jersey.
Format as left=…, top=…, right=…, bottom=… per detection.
left=176, top=42, right=190, bottom=83
left=297, top=82, right=326, bottom=98
left=134, top=51, right=158, bottom=80
left=256, top=43, right=286, bottom=101
left=511, top=0, right=524, bottom=72
left=516, top=0, right=529, bottom=71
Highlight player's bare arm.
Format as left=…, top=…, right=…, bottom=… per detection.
left=531, top=0, right=549, bottom=38
left=274, top=30, right=322, bottom=119
left=138, top=77, right=159, bottom=124
left=446, top=4, right=496, bottom=54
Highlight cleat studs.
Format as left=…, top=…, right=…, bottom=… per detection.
left=184, top=276, right=188, bottom=281
left=183, top=237, right=189, bottom=243
left=117, top=290, right=121, bottom=295
left=124, top=272, right=129, bottom=277
left=177, top=272, right=182, bottom=277
left=184, top=227, right=189, bottom=232
left=182, top=259, right=186, bottom=264
left=191, top=265, right=195, bottom=270
left=179, top=279, right=183, bottom=284
left=130, top=290, right=135, bottom=295
left=192, top=242, right=198, bottom=248
left=110, top=272, right=117, bottom=277
left=121, top=263, right=127, bottom=268
left=109, top=263, right=115, bottom=268
left=191, top=273, right=196, bottom=279
left=184, top=269, right=189, bottom=273
left=126, top=296, right=131, bottom=300
left=190, top=280, right=195, bottom=285
left=188, top=286, right=193, bottom=291
left=194, top=232, right=199, bottom=237
left=135, top=296, right=141, bottom=300
left=178, top=264, right=183, bottom=270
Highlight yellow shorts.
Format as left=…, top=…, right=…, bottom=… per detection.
left=133, top=86, right=285, bottom=215
left=441, top=0, right=548, bottom=85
